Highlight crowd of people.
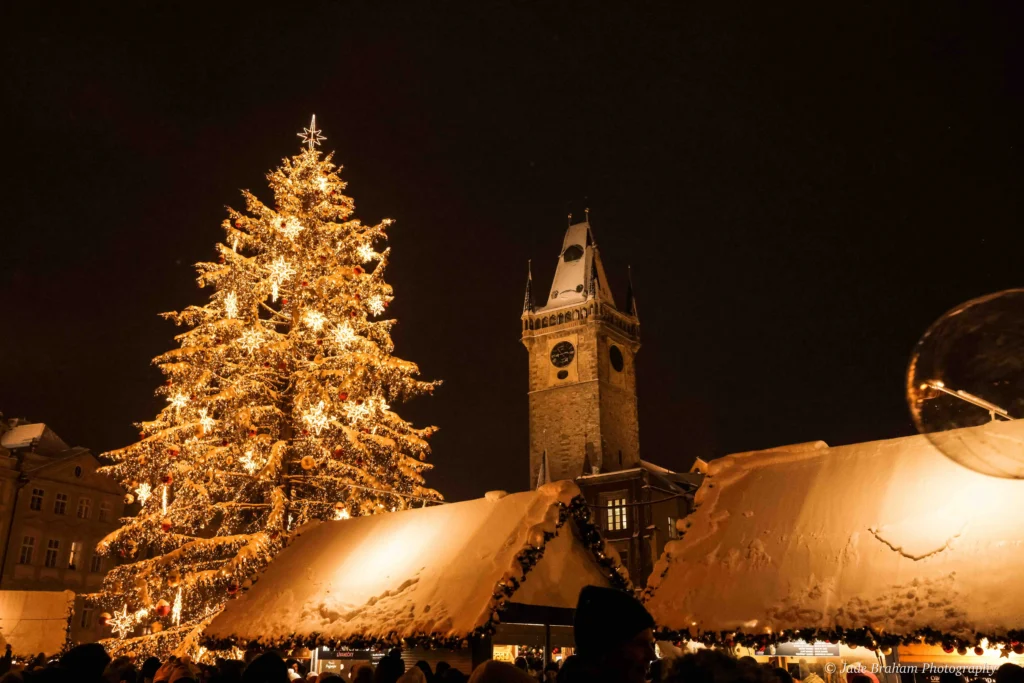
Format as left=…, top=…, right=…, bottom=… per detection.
left=0, top=587, right=1022, bottom=683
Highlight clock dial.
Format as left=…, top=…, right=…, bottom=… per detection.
left=550, top=341, right=575, bottom=368
left=609, top=345, right=624, bottom=372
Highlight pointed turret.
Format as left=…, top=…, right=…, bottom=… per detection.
left=625, top=265, right=638, bottom=319
left=536, top=220, right=618, bottom=312
left=522, top=260, right=535, bottom=314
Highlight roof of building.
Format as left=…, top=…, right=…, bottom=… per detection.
left=535, top=221, right=619, bottom=314
left=643, top=419, right=1024, bottom=647
left=576, top=460, right=703, bottom=493
left=0, top=590, right=75, bottom=655
left=0, top=422, right=70, bottom=454
left=204, top=481, right=630, bottom=650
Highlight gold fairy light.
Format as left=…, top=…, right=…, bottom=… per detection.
left=161, top=485, right=169, bottom=515
left=304, top=310, right=327, bottom=332
left=135, top=482, right=152, bottom=506
left=238, top=328, right=262, bottom=354
left=224, top=292, right=238, bottom=319
left=172, top=588, right=183, bottom=626
left=109, top=605, right=135, bottom=639
left=279, top=217, right=304, bottom=240
left=332, top=322, right=357, bottom=348
left=298, top=114, right=325, bottom=151
left=357, top=243, right=377, bottom=263
left=302, top=400, right=331, bottom=436
left=333, top=507, right=351, bottom=521
left=367, top=295, right=386, bottom=316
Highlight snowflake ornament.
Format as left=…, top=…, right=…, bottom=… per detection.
left=239, top=328, right=263, bottom=354
left=135, top=482, right=152, bottom=506
left=279, top=217, right=304, bottom=240
left=367, top=295, right=386, bottom=316
left=332, top=323, right=357, bottom=348
left=224, top=292, right=238, bottom=319
left=109, top=604, right=135, bottom=639
left=304, top=310, right=327, bottom=332
left=357, top=243, right=377, bottom=263
left=302, top=401, right=331, bottom=436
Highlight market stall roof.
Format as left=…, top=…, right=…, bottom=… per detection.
left=0, top=590, right=75, bottom=656
left=644, top=419, right=1024, bottom=645
left=204, top=481, right=628, bottom=650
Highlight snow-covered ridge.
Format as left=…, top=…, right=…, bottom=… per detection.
left=644, top=420, right=1024, bottom=642
left=204, top=480, right=629, bottom=649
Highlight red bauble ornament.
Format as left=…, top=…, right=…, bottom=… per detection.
left=139, top=432, right=146, bottom=439
left=302, top=429, right=309, bottom=436
left=222, top=440, right=229, bottom=447
left=277, top=361, right=287, bottom=370
left=281, top=298, right=289, bottom=305
left=155, top=599, right=171, bottom=617
left=234, top=220, right=243, bottom=228
left=162, top=474, right=173, bottom=485
left=354, top=293, right=360, bottom=300
left=227, top=582, right=240, bottom=595
left=168, top=447, right=179, bottom=458
left=165, top=380, right=173, bottom=386
left=338, top=392, right=348, bottom=401
left=161, top=519, right=172, bottom=532
left=98, top=612, right=112, bottom=626
left=1014, top=643, right=1024, bottom=655
left=330, top=190, right=337, bottom=196
left=249, top=429, right=257, bottom=437
left=302, top=281, right=308, bottom=287
left=316, top=339, right=323, bottom=345
left=974, top=647, right=985, bottom=656
left=384, top=301, right=390, bottom=308
left=349, top=311, right=357, bottom=317
left=332, top=448, right=344, bottom=459
left=942, top=645, right=955, bottom=654
left=218, top=255, right=225, bottom=264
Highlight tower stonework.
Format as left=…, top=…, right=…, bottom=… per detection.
left=521, top=220, right=640, bottom=488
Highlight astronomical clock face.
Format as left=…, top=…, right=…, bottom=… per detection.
left=550, top=341, right=575, bottom=368
left=609, top=344, right=624, bottom=372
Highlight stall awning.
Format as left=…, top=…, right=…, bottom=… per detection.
left=205, top=481, right=628, bottom=650
left=644, top=420, right=1024, bottom=645
left=0, top=590, right=74, bottom=656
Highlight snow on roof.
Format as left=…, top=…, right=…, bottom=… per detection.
left=0, top=424, right=47, bottom=450
left=644, top=419, right=1024, bottom=642
left=0, top=590, right=74, bottom=656
left=204, top=481, right=629, bottom=649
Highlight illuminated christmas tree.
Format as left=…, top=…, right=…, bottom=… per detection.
left=94, top=117, right=441, bottom=657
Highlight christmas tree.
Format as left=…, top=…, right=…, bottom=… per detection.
left=94, top=117, right=441, bottom=657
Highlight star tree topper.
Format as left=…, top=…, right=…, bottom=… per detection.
left=298, top=114, right=326, bottom=151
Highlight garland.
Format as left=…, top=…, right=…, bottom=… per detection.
left=202, top=494, right=629, bottom=652
left=653, top=626, right=1024, bottom=657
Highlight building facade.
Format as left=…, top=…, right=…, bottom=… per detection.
left=0, top=418, right=125, bottom=644
left=521, top=219, right=701, bottom=585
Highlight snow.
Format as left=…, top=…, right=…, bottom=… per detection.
left=0, top=590, right=74, bottom=655
left=205, top=480, right=620, bottom=645
left=0, top=424, right=46, bottom=450
left=644, top=419, right=1024, bottom=640
left=539, top=222, right=590, bottom=311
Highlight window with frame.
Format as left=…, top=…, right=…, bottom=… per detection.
left=80, top=607, right=93, bottom=629
left=77, top=497, right=92, bottom=519
left=90, top=553, right=103, bottom=573
left=18, top=536, right=35, bottom=564
left=53, top=493, right=68, bottom=515
left=29, top=488, right=44, bottom=511
left=602, top=491, right=629, bottom=532
left=68, top=541, right=82, bottom=570
left=668, top=516, right=680, bottom=539
left=98, top=500, right=112, bottom=522
left=44, top=539, right=60, bottom=568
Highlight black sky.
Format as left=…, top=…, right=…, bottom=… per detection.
left=2, top=1, right=1022, bottom=500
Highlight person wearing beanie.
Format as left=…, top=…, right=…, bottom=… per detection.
left=570, top=585, right=656, bottom=683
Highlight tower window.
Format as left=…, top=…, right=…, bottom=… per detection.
left=602, top=491, right=629, bottom=532
left=563, top=244, right=584, bottom=262
left=609, top=345, right=624, bottom=372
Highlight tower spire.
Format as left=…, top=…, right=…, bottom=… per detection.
left=522, top=260, right=534, bottom=314
left=625, top=265, right=638, bottom=318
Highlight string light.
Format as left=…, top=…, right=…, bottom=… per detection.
left=224, top=292, right=238, bottom=319
left=357, top=243, right=377, bottom=263
left=172, top=588, right=182, bottom=627
left=367, top=295, right=386, bottom=316
left=162, top=485, right=168, bottom=515
left=136, top=482, right=152, bottom=506
left=302, top=401, right=331, bottom=436
left=109, top=605, right=135, bottom=639
left=304, top=310, right=327, bottom=332
left=332, top=322, right=357, bottom=348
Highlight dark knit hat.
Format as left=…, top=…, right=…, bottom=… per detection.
left=573, top=585, right=655, bottom=657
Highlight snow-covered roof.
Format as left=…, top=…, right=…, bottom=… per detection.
left=0, top=423, right=70, bottom=455
left=536, top=221, right=618, bottom=313
left=0, top=590, right=74, bottom=656
left=644, top=419, right=1024, bottom=643
left=204, top=481, right=629, bottom=650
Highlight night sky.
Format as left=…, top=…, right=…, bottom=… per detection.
left=3, top=2, right=1022, bottom=500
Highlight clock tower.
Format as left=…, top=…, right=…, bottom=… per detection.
left=521, top=219, right=641, bottom=488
